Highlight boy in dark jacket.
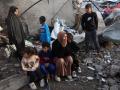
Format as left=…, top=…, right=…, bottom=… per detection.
left=81, top=4, right=100, bottom=53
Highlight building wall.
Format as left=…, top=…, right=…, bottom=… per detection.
left=0, top=0, right=74, bottom=34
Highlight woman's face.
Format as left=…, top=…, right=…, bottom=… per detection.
left=63, top=34, right=67, bottom=42
left=14, top=9, right=19, bottom=16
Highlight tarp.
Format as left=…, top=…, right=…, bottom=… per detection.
left=102, top=21, right=120, bottom=43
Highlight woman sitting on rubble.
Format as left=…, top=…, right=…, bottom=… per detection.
left=39, top=42, right=60, bottom=82
left=21, top=47, right=45, bottom=89
left=52, top=31, right=73, bottom=81
left=66, top=33, right=81, bottom=77
left=39, top=16, right=51, bottom=44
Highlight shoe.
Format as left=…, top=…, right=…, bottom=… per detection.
left=67, top=75, right=73, bottom=81
left=40, top=79, right=45, bottom=87
left=78, top=67, right=82, bottom=73
left=55, top=76, right=61, bottom=82
left=72, top=71, right=77, bottom=78
left=29, top=82, right=37, bottom=90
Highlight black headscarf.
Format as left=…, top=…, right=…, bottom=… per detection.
left=6, top=6, right=25, bottom=45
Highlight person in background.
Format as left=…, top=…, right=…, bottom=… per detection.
left=6, top=6, right=25, bottom=60
left=67, top=33, right=81, bottom=77
left=21, top=47, right=44, bottom=89
left=39, top=16, right=51, bottom=44
left=39, top=42, right=60, bottom=82
left=81, top=4, right=100, bottom=54
left=52, top=31, right=73, bottom=81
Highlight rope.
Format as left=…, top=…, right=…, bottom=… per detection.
left=20, top=0, right=43, bottom=16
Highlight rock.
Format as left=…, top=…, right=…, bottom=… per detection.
left=102, top=85, right=109, bottom=90
left=110, top=65, right=120, bottom=77
left=87, top=77, right=94, bottom=80
left=0, top=67, right=7, bottom=71
left=14, top=64, right=20, bottom=67
left=110, top=85, right=119, bottom=90
left=94, top=65, right=103, bottom=72
left=107, top=78, right=116, bottom=86
left=84, top=58, right=93, bottom=65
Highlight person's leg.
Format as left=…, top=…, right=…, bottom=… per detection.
left=40, top=64, right=48, bottom=77
left=56, top=58, right=67, bottom=76
left=14, top=41, right=25, bottom=60
left=47, top=64, right=56, bottom=77
left=35, top=66, right=44, bottom=82
left=91, top=30, right=100, bottom=52
left=64, top=56, right=73, bottom=76
left=85, top=31, right=91, bottom=52
left=27, top=71, right=37, bottom=83
left=71, top=54, right=79, bottom=71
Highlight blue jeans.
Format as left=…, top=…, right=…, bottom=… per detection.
left=85, top=30, right=100, bottom=52
left=40, top=64, right=56, bottom=77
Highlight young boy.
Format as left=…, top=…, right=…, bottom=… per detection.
left=81, top=4, right=100, bottom=53
left=21, top=47, right=44, bottom=89
left=39, top=42, right=60, bottom=82
left=39, top=16, right=51, bottom=44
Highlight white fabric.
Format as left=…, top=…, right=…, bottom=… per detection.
left=0, top=26, right=3, bottom=31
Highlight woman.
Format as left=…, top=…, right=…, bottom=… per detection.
left=6, top=6, right=25, bottom=60
left=52, top=31, right=73, bottom=81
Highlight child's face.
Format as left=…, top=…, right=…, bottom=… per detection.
left=23, top=53, right=29, bottom=58
left=86, top=8, right=92, bottom=13
left=67, top=37, right=72, bottom=43
left=43, top=47, right=49, bottom=52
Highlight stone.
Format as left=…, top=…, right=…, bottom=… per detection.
left=0, top=67, right=7, bottom=71
left=14, top=64, right=20, bottom=67
left=110, top=65, right=120, bottom=77
left=94, top=65, right=103, bottom=72
left=107, top=78, right=116, bottom=86
left=102, top=85, right=109, bottom=90
left=110, top=85, right=118, bottom=90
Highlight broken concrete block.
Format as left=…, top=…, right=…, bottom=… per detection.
left=110, top=65, right=120, bottom=77
left=110, top=85, right=118, bottom=90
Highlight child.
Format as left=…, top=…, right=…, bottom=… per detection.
left=67, top=33, right=81, bottom=77
left=81, top=4, right=100, bottom=53
left=21, top=47, right=45, bottom=89
left=39, top=42, right=60, bottom=82
left=39, top=16, right=51, bottom=44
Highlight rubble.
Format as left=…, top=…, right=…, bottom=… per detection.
left=102, top=21, right=120, bottom=43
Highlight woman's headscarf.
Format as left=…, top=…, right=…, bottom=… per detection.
left=57, top=31, right=67, bottom=47
left=8, top=6, right=18, bottom=17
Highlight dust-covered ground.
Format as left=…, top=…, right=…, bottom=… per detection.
left=19, top=43, right=120, bottom=90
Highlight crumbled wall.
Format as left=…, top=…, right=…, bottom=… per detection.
left=0, top=0, right=74, bottom=34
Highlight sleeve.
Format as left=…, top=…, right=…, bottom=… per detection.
left=21, top=59, right=30, bottom=71
left=94, top=12, right=98, bottom=30
left=81, top=15, right=85, bottom=30
left=52, top=41, right=64, bottom=58
left=5, top=18, right=14, bottom=44
left=72, top=41, right=80, bottom=53
left=31, top=56, right=40, bottom=71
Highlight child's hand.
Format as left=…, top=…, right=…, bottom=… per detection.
left=44, top=57, right=49, bottom=60
left=45, top=63, right=49, bottom=67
